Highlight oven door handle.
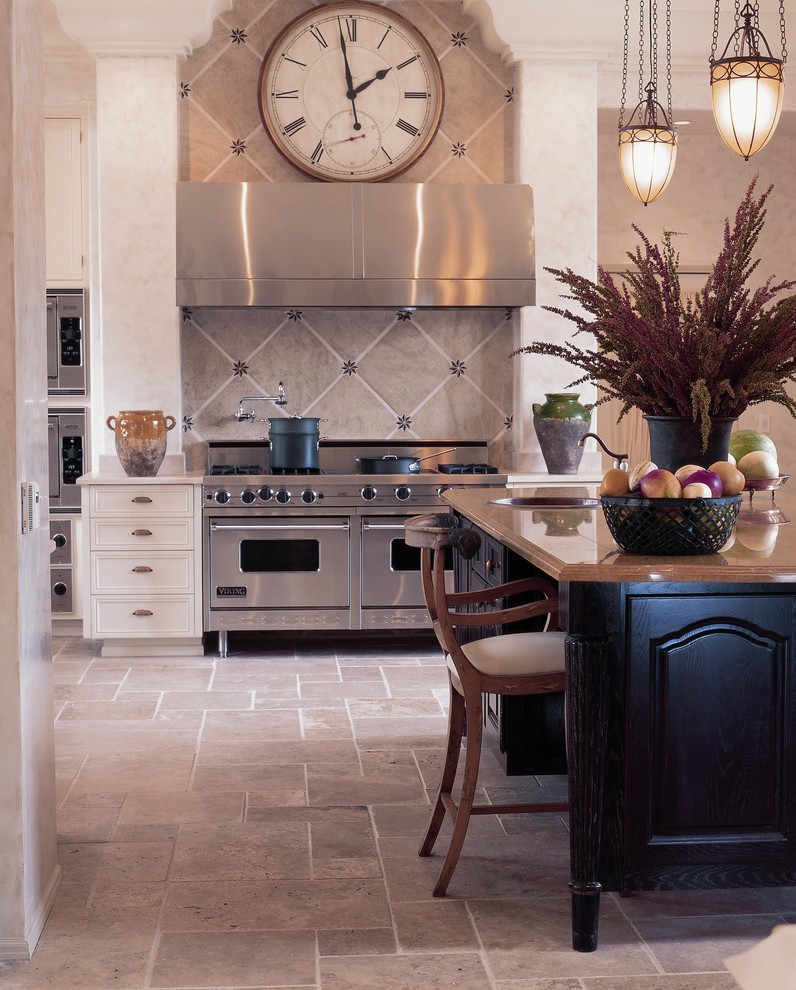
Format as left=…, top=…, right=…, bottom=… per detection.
left=361, top=522, right=409, bottom=531
left=209, top=522, right=349, bottom=532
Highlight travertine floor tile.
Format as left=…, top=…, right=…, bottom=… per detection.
left=582, top=977, right=741, bottom=989
left=193, top=763, right=308, bottom=805
left=392, top=899, right=480, bottom=950
left=634, top=914, right=786, bottom=973
left=171, top=821, right=312, bottom=880
left=118, top=789, right=245, bottom=825
left=201, top=708, right=303, bottom=740
left=161, top=878, right=392, bottom=930
left=150, top=930, right=315, bottom=988
left=319, top=952, right=493, bottom=989
left=159, top=689, right=254, bottom=709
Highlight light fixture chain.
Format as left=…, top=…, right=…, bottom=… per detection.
left=638, top=0, right=646, bottom=102
left=666, top=0, right=673, bottom=121
left=734, top=0, right=741, bottom=55
left=620, top=0, right=630, bottom=126
left=780, top=0, right=788, bottom=61
left=710, top=0, right=720, bottom=62
left=651, top=0, right=659, bottom=93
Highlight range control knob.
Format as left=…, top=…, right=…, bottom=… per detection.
left=275, top=489, right=291, bottom=504
left=361, top=485, right=378, bottom=502
left=214, top=489, right=231, bottom=504
left=395, top=485, right=412, bottom=501
left=241, top=489, right=256, bottom=504
left=52, top=532, right=67, bottom=549
left=258, top=486, right=274, bottom=502
left=53, top=581, right=68, bottom=597
left=301, top=489, right=318, bottom=504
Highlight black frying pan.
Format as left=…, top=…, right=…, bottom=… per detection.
left=357, top=447, right=457, bottom=474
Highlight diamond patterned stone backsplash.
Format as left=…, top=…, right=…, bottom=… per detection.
left=178, top=0, right=516, bottom=471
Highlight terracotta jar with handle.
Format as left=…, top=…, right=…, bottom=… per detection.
left=107, top=410, right=176, bottom=477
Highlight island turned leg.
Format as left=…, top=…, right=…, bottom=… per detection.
left=565, top=632, right=611, bottom=952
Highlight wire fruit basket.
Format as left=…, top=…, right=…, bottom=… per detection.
left=601, top=495, right=742, bottom=555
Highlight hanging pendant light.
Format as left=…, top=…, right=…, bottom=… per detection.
left=710, top=1, right=787, bottom=160
left=618, top=0, right=678, bottom=205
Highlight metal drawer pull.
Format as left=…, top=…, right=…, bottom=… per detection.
left=132, top=565, right=153, bottom=573
left=131, top=496, right=153, bottom=503
left=362, top=522, right=407, bottom=531
left=132, top=529, right=153, bottom=536
left=132, top=609, right=153, bottom=617
left=210, top=523, right=349, bottom=532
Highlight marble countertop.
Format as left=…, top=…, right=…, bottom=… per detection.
left=441, top=484, right=796, bottom=584
left=78, top=470, right=205, bottom=486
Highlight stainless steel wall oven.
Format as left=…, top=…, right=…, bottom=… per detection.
left=48, top=407, right=87, bottom=512
left=47, top=288, right=88, bottom=395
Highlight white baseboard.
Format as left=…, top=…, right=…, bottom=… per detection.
left=0, top=865, right=61, bottom=961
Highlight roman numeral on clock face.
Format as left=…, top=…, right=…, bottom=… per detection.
left=275, top=90, right=299, bottom=99
left=309, top=25, right=327, bottom=48
left=397, top=55, right=418, bottom=70
left=396, top=118, right=419, bottom=136
left=345, top=18, right=356, bottom=42
left=284, top=117, right=306, bottom=136
left=404, top=92, right=429, bottom=99
left=310, top=141, right=324, bottom=164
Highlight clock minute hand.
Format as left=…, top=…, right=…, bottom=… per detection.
left=351, top=67, right=392, bottom=98
left=338, top=18, right=361, bottom=131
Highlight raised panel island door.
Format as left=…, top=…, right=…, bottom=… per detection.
left=623, top=591, right=796, bottom=888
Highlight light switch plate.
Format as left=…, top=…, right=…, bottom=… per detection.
left=21, top=482, right=41, bottom=534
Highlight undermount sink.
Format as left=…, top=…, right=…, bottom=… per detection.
left=489, top=496, right=601, bottom=509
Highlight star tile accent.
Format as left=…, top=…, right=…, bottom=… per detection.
left=505, top=87, right=515, bottom=103
left=396, top=310, right=413, bottom=321
left=182, top=415, right=194, bottom=432
left=451, top=31, right=468, bottom=48
left=181, top=307, right=193, bottom=321
left=504, top=415, right=513, bottom=430
left=342, top=360, right=358, bottom=376
left=450, top=359, right=467, bottom=377
left=180, top=82, right=191, bottom=99
left=230, top=28, right=247, bottom=45
left=232, top=359, right=248, bottom=377
left=451, top=142, right=467, bottom=158
left=287, top=309, right=303, bottom=322
left=230, top=139, right=247, bottom=156
left=396, top=414, right=413, bottom=431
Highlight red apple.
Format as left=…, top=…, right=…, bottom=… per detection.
left=679, top=469, right=723, bottom=497
left=639, top=469, right=682, bottom=498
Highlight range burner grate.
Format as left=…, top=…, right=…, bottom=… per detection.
left=270, top=467, right=323, bottom=476
left=438, top=463, right=499, bottom=475
left=208, top=465, right=264, bottom=476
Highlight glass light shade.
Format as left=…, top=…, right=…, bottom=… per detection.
left=710, top=57, right=784, bottom=159
left=618, top=124, right=678, bottom=205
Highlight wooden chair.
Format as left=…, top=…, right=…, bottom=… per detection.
left=405, top=512, right=568, bottom=897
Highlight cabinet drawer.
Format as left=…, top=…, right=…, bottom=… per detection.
left=91, top=519, right=193, bottom=550
left=91, top=596, right=194, bottom=637
left=91, top=552, right=193, bottom=594
left=90, top=485, right=193, bottom=517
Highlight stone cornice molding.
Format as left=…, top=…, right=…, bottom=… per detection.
left=50, top=0, right=232, bottom=58
left=505, top=44, right=616, bottom=66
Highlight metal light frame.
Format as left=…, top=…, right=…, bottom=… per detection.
left=710, top=1, right=787, bottom=160
left=619, top=0, right=678, bottom=206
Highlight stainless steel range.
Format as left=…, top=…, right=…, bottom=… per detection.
left=202, top=440, right=507, bottom=656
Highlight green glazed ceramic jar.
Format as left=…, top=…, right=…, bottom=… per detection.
left=532, top=393, right=592, bottom=474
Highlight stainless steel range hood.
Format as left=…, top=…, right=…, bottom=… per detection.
left=176, top=182, right=535, bottom=308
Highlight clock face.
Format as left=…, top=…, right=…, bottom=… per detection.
left=258, top=1, right=444, bottom=181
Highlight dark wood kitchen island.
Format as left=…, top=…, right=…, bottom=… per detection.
left=441, top=485, right=796, bottom=952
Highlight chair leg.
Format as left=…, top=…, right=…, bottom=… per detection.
left=432, top=693, right=483, bottom=897
left=419, top=684, right=465, bottom=858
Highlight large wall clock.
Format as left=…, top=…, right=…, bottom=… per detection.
left=258, top=1, right=444, bottom=181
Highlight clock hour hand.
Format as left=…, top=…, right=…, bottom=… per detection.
left=338, top=17, right=361, bottom=131
left=351, top=67, right=392, bottom=98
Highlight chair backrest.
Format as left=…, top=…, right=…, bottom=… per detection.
left=405, top=513, right=561, bottom=686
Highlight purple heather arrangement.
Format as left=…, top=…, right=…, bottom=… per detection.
left=515, top=179, right=796, bottom=449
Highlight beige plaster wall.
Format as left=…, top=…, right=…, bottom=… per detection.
left=0, top=0, right=60, bottom=959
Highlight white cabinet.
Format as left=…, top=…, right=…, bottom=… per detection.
left=82, top=481, right=203, bottom=656
left=45, top=116, right=84, bottom=284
